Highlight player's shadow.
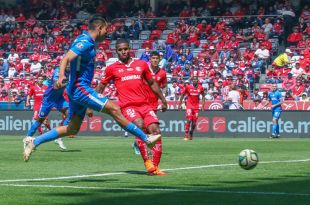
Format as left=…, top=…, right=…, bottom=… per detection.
left=67, top=178, right=119, bottom=183
left=123, top=170, right=147, bottom=175
left=45, top=149, right=82, bottom=152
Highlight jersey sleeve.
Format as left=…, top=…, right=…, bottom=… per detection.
left=70, top=41, right=92, bottom=56
left=141, top=61, right=153, bottom=81
left=100, top=65, right=113, bottom=85
left=28, top=87, right=34, bottom=97
left=161, top=71, right=168, bottom=87
left=268, top=93, right=272, bottom=101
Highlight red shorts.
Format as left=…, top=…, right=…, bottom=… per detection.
left=121, top=105, right=159, bottom=128
left=186, top=108, right=199, bottom=122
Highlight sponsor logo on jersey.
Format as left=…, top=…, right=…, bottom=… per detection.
left=121, top=75, right=141, bottom=81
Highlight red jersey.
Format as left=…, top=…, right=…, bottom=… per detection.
left=144, top=68, right=167, bottom=110
left=184, top=84, right=204, bottom=109
left=28, top=84, right=47, bottom=109
left=101, top=59, right=153, bottom=108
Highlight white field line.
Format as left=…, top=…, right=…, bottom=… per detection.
left=0, top=183, right=310, bottom=197
left=0, top=158, right=309, bottom=183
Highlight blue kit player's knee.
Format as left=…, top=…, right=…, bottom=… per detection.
left=272, top=110, right=281, bottom=120
left=68, top=86, right=109, bottom=119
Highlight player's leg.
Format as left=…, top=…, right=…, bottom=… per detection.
left=144, top=108, right=166, bottom=176
left=102, top=101, right=160, bottom=147
left=274, top=111, right=281, bottom=137
left=189, top=110, right=199, bottom=140
left=70, top=87, right=160, bottom=146
left=270, top=110, right=281, bottom=138
left=130, top=117, right=155, bottom=174
left=184, top=109, right=192, bottom=140
left=23, top=102, right=85, bottom=161
left=26, top=102, right=51, bottom=137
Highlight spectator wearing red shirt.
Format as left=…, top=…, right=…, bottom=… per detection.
left=292, top=80, right=305, bottom=100
left=282, top=73, right=296, bottom=92
left=287, top=27, right=303, bottom=46
left=0, top=90, right=9, bottom=101
left=266, top=67, right=282, bottom=83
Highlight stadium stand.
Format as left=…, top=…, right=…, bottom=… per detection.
left=0, top=0, right=309, bottom=109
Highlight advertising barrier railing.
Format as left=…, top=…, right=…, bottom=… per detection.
left=0, top=110, right=309, bottom=137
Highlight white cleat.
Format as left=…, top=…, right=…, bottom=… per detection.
left=146, top=134, right=161, bottom=149
left=23, top=137, right=35, bottom=162
left=55, top=138, right=67, bottom=150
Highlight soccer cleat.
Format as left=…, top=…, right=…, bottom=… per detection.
left=269, top=134, right=278, bottom=139
left=55, top=138, right=67, bottom=150
left=184, top=133, right=189, bottom=141
left=144, top=159, right=156, bottom=174
left=68, top=135, right=75, bottom=138
left=152, top=167, right=167, bottom=176
left=189, top=131, right=193, bottom=140
left=23, top=137, right=35, bottom=162
left=146, top=134, right=161, bottom=149
left=132, top=142, right=141, bottom=155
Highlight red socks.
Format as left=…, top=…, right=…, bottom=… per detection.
left=151, top=139, right=162, bottom=167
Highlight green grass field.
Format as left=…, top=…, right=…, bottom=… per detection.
left=0, top=136, right=310, bottom=205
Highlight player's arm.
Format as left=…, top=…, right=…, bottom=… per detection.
left=201, top=89, right=206, bottom=111
left=56, top=51, right=78, bottom=88
left=178, top=91, right=186, bottom=111
left=161, top=74, right=168, bottom=97
left=146, top=78, right=167, bottom=112
left=26, top=88, right=33, bottom=107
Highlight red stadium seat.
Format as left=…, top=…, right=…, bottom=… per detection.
left=260, top=84, right=272, bottom=92
left=149, top=30, right=162, bottom=40
left=156, top=20, right=167, bottom=30
left=141, top=40, right=154, bottom=49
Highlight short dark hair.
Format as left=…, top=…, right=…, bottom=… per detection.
left=115, top=38, right=129, bottom=48
left=88, top=15, right=108, bottom=30
left=150, top=51, right=160, bottom=57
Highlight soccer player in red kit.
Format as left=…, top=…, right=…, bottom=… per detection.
left=132, top=51, right=168, bottom=174
left=98, top=39, right=168, bottom=175
left=178, top=76, right=205, bottom=140
left=26, top=75, right=51, bottom=135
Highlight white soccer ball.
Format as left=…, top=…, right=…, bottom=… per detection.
left=238, top=149, right=259, bottom=170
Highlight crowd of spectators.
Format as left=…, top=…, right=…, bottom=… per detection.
left=0, top=0, right=309, bottom=108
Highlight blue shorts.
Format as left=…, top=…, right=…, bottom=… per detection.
left=272, top=110, right=282, bottom=120
left=68, top=86, right=109, bottom=119
left=38, top=96, right=69, bottom=118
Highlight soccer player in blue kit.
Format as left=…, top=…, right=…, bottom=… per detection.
left=23, top=15, right=161, bottom=161
left=25, top=66, right=70, bottom=150
left=263, top=84, right=283, bottom=138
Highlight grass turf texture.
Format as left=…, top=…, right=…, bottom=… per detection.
left=0, top=136, right=310, bottom=205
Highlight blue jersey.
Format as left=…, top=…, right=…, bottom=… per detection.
left=67, top=31, right=96, bottom=94
left=268, top=90, right=282, bottom=111
left=43, top=67, right=68, bottom=100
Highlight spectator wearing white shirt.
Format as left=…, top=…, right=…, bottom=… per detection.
left=227, top=86, right=241, bottom=110
left=7, top=48, right=19, bottom=63
left=262, top=18, right=273, bottom=36
left=30, top=58, right=42, bottom=75
left=254, top=45, right=270, bottom=60
left=290, top=62, right=304, bottom=77
left=166, top=81, right=180, bottom=101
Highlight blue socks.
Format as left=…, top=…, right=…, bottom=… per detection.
left=276, top=124, right=280, bottom=135
left=124, top=123, right=148, bottom=142
left=27, top=121, right=42, bottom=136
left=272, top=122, right=277, bottom=136
left=33, top=129, right=60, bottom=146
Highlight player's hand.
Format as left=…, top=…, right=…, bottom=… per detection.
left=161, top=101, right=168, bottom=112
left=86, top=108, right=94, bottom=118
left=56, top=77, right=67, bottom=89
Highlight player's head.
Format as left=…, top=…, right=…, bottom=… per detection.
left=150, top=51, right=160, bottom=69
left=37, top=75, right=44, bottom=85
left=88, top=15, right=108, bottom=42
left=192, top=76, right=198, bottom=86
left=116, top=38, right=130, bottom=63
left=271, top=83, right=277, bottom=92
